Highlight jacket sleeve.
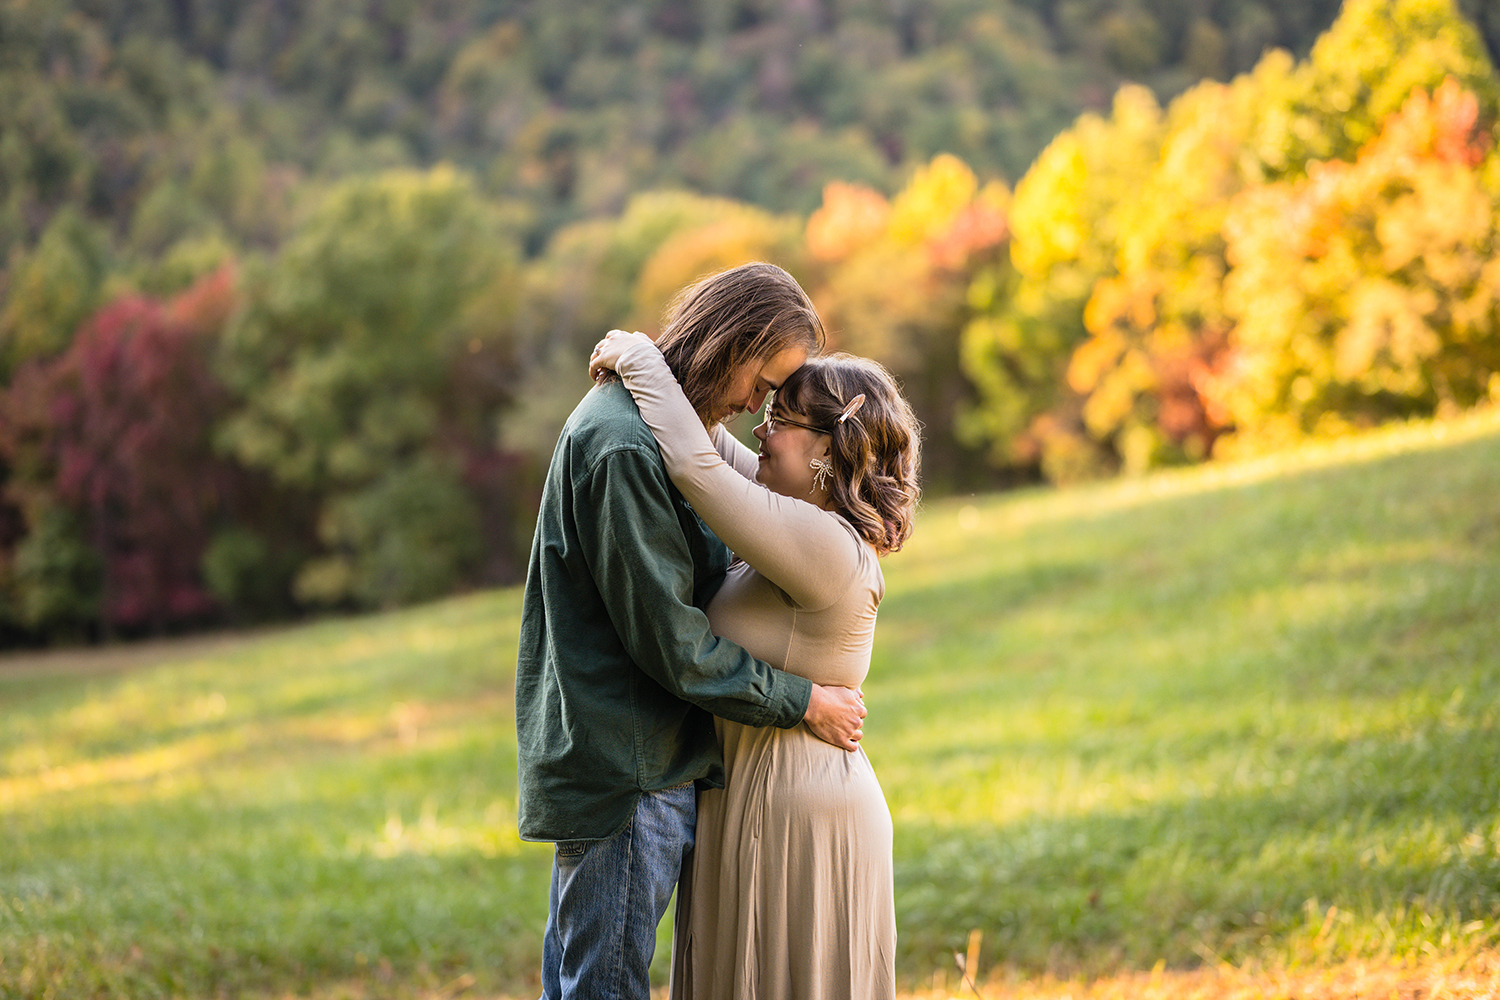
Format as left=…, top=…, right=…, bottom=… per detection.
left=579, top=440, right=812, bottom=728
left=614, top=339, right=864, bottom=612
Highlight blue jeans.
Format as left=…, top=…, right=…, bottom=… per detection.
left=538, top=783, right=697, bottom=1000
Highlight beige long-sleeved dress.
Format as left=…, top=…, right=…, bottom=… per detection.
left=612, top=341, right=896, bottom=1000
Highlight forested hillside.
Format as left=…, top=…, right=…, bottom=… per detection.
left=2, top=0, right=1499, bottom=644
left=3, top=0, right=1368, bottom=261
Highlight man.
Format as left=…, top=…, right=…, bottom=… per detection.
left=515, top=262, right=867, bottom=999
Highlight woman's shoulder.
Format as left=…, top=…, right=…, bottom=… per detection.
left=825, top=511, right=886, bottom=600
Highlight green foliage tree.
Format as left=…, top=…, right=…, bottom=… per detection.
left=0, top=0, right=1364, bottom=280
left=6, top=503, right=100, bottom=640
left=0, top=208, right=111, bottom=379
left=218, top=166, right=520, bottom=609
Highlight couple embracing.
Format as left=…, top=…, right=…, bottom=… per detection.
left=515, top=262, right=921, bottom=1000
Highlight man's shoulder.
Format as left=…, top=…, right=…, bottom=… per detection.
left=561, top=381, right=659, bottom=462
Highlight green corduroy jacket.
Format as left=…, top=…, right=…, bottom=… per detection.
left=515, top=380, right=812, bottom=842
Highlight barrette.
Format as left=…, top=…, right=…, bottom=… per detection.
left=837, top=394, right=867, bottom=424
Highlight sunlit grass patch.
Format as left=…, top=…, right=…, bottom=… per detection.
left=2, top=589, right=545, bottom=998
left=878, top=410, right=1500, bottom=983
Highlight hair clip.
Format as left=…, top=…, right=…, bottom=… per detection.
left=837, top=394, right=866, bottom=424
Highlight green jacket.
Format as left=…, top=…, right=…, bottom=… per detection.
left=515, top=380, right=812, bottom=842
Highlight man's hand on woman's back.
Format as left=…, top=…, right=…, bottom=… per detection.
left=804, top=684, right=866, bottom=752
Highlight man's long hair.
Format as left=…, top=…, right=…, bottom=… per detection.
left=654, top=262, right=825, bottom=424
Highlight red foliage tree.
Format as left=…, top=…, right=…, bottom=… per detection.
left=0, top=266, right=241, bottom=635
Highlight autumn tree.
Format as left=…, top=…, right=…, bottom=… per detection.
left=960, top=86, right=1164, bottom=482
left=1061, top=57, right=1302, bottom=474
left=500, top=191, right=771, bottom=464
left=807, top=154, right=1010, bottom=485
left=1267, top=0, right=1499, bottom=177
left=0, top=267, right=239, bottom=637
left=963, top=0, right=1500, bottom=481
left=1215, top=78, right=1500, bottom=452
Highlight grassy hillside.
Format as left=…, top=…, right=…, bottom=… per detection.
left=3, top=409, right=1498, bottom=998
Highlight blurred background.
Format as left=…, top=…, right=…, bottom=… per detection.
left=2, top=0, right=1498, bottom=646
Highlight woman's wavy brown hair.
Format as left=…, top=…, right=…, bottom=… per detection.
left=775, top=354, right=922, bottom=555
left=654, top=262, right=825, bottom=424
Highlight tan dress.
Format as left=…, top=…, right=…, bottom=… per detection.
left=614, top=342, right=896, bottom=1000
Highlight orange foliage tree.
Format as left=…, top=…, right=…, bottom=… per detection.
left=806, top=155, right=1009, bottom=486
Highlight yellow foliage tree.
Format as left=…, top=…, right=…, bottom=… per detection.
left=961, top=85, right=1164, bottom=481
left=1216, top=78, right=1500, bottom=454
left=1065, top=60, right=1301, bottom=473
left=965, top=0, right=1500, bottom=482
left=1269, top=0, right=1500, bottom=174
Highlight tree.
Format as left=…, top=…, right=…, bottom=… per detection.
left=962, top=0, right=1500, bottom=481
left=960, top=86, right=1164, bottom=482
left=0, top=266, right=240, bottom=637
left=500, top=191, right=761, bottom=465
left=1267, top=0, right=1499, bottom=176
left=1215, top=78, right=1500, bottom=453
left=1062, top=57, right=1302, bottom=473
left=633, top=204, right=809, bottom=331
left=0, top=208, right=111, bottom=379
left=806, top=155, right=1010, bottom=486
left=217, top=166, right=521, bottom=609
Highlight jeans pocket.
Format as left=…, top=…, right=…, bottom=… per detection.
left=556, top=840, right=588, bottom=861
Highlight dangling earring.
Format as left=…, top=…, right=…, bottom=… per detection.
left=809, top=457, right=832, bottom=494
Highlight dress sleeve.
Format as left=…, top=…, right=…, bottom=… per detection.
left=581, top=444, right=812, bottom=728
left=613, top=339, right=864, bottom=612
left=709, top=423, right=760, bottom=481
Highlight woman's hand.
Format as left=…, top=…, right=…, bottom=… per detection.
left=589, top=329, right=657, bottom=382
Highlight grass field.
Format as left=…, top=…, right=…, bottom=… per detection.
left=3, top=408, right=1499, bottom=999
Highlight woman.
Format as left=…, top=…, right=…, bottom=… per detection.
left=590, top=328, right=921, bottom=1000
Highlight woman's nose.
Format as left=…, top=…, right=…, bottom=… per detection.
left=747, top=388, right=768, bottom=414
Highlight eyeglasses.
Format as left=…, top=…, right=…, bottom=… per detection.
left=765, top=407, right=830, bottom=435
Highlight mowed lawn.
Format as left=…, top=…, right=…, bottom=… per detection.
left=3, top=409, right=1498, bottom=999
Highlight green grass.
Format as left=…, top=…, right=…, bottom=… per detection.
left=4, top=409, right=1500, bottom=998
